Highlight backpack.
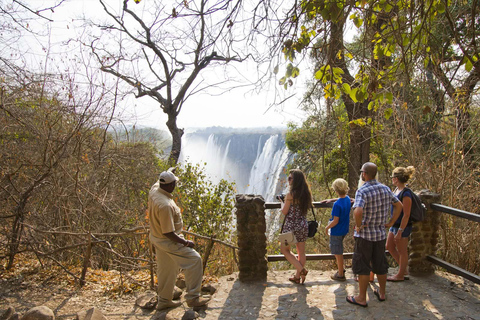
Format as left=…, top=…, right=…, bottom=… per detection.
left=397, top=187, right=426, bottom=222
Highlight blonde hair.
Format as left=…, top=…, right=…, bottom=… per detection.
left=332, top=178, right=349, bottom=196
left=392, top=166, right=416, bottom=183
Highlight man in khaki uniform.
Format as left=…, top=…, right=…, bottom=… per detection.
left=148, top=169, right=210, bottom=310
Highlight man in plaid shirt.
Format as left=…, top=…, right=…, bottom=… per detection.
left=346, top=162, right=403, bottom=307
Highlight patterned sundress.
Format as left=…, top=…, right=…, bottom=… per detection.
left=282, top=203, right=308, bottom=243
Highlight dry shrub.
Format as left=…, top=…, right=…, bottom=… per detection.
left=388, top=97, right=480, bottom=274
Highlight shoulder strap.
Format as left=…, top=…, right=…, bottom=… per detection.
left=397, top=187, right=406, bottom=201
left=280, top=204, right=290, bottom=233
left=311, top=207, right=317, bottom=222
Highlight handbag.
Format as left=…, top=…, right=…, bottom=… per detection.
left=307, top=208, right=318, bottom=238
left=279, top=231, right=297, bottom=246
left=279, top=203, right=297, bottom=246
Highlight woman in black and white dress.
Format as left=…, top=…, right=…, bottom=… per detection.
left=279, top=169, right=313, bottom=284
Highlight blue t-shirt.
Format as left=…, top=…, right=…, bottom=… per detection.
left=330, top=196, right=351, bottom=236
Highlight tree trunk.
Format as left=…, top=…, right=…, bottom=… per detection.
left=7, top=202, right=27, bottom=269
left=6, top=170, right=52, bottom=269
left=202, top=238, right=215, bottom=275
left=328, top=12, right=369, bottom=195
left=165, top=110, right=184, bottom=165
left=345, top=100, right=371, bottom=195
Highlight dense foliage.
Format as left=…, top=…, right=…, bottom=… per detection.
left=174, top=162, right=236, bottom=241
left=0, top=85, right=237, bottom=278
left=0, top=85, right=161, bottom=270
left=278, top=0, right=480, bottom=273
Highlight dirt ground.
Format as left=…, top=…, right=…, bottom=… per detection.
left=2, top=260, right=480, bottom=320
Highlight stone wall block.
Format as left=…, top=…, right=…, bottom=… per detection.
left=411, top=245, right=425, bottom=252
left=408, top=190, right=441, bottom=275
left=235, top=194, right=268, bottom=282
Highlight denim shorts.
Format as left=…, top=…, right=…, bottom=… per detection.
left=389, top=225, right=412, bottom=238
left=329, top=235, right=345, bottom=255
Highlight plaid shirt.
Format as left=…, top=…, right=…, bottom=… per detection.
left=353, top=180, right=399, bottom=241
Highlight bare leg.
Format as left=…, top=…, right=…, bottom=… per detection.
left=335, top=254, right=344, bottom=276
left=377, top=273, right=387, bottom=300
left=352, top=274, right=369, bottom=305
left=386, top=231, right=400, bottom=264
left=396, top=237, right=409, bottom=279
left=296, top=242, right=306, bottom=269
left=281, top=244, right=303, bottom=277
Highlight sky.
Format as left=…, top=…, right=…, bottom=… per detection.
left=20, top=0, right=311, bottom=131
left=128, top=84, right=307, bottom=130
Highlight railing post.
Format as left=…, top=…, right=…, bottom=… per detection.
left=409, top=190, right=441, bottom=275
left=235, top=194, right=268, bottom=282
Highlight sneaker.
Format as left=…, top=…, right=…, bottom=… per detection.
left=186, top=296, right=211, bottom=307
left=156, top=299, right=182, bottom=311
left=331, top=271, right=346, bottom=281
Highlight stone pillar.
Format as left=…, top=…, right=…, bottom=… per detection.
left=235, top=194, right=268, bottom=282
left=408, top=190, right=441, bottom=275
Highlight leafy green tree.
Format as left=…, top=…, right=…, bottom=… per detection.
left=275, top=0, right=480, bottom=274
left=173, top=162, right=236, bottom=242
left=285, top=110, right=349, bottom=196
left=275, top=0, right=477, bottom=190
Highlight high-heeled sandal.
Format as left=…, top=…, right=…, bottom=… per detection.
left=288, top=274, right=301, bottom=284
left=300, top=268, right=308, bottom=284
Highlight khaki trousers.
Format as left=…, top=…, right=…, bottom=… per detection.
left=149, top=234, right=203, bottom=301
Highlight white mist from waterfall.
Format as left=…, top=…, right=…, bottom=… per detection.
left=180, top=132, right=291, bottom=199
left=245, top=135, right=290, bottom=201
left=179, top=134, right=239, bottom=186
left=243, top=135, right=292, bottom=240
left=180, top=132, right=292, bottom=240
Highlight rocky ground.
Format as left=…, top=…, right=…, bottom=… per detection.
left=1, top=265, right=480, bottom=320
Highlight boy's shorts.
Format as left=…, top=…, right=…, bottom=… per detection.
left=329, top=235, right=346, bottom=255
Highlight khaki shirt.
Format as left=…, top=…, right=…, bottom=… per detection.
left=148, top=181, right=183, bottom=239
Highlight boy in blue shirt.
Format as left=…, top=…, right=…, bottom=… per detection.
left=324, top=178, right=351, bottom=281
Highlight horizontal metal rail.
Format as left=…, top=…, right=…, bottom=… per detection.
left=430, top=203, right=480, bottom=223
left=267, top=251, right=391, bottom=262
left=266, top=201, right=480, bottom=285
left=265, top=202, right=334, bottom=209
left=427, top=255, right=480, bottom=285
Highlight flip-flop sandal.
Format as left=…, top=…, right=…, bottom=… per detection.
left=387, top=277, right=405, bottom=282
left=346, top=296, right=368, bottom=307
left=373, top=289, right=386, bottom=302
left=404, top=275, right=410, bottom=280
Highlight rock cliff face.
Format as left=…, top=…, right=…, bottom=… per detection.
left=180, top=130, right=292, bottom=201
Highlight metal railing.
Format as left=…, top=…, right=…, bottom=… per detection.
left=266, top=201, right=357, bottom=263
left=427, top=203, right=480, bottom=284
left=266, top=200, right=480, bottom=285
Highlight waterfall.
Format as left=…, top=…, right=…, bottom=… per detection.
left=180, top=133, right=234, bottom=185
left=220, top=140, right=230, bottom=178
left=179, top=130, right=291, bottom=198
left=179, top=129, right=292, bottom=240
left=245, top=135, right=290, bottom=201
